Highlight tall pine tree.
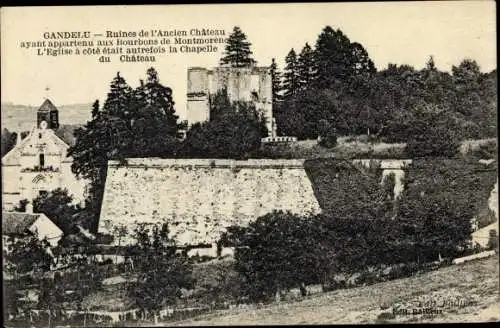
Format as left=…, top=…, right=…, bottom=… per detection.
left=349, top=42, right=376, bottom=76
left=102, top=72, right=134, bottom=118
left=297, top=43, right=316, bottom=91
left=313, top=26, right=352, bottom=88
left=270, top=58, right=283, bottom=105
left=129, top=68, right=180, bottom=157
left=220, top=26, right=257, bottom=68
left=283, top=49, right=300, bottom=99
left=69, top=69, right=181, bottom=231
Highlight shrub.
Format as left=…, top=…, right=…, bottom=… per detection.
left=404, top=103, right=461, bottom=158
left=317, top=119, right=337, bottom=148
left=127, top=223, right=195, bottom=315
left=223, top=157, right=496, bottom=303
left=487, top=230, right=499, bottom=251
left=392, top=158, right=497, bottom=262
left=223, top=211, right=327, bottom=302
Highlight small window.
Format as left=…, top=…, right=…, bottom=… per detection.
left=39, top=133, right=42, bottom=139
left=39, top=153, right=45, bottom=167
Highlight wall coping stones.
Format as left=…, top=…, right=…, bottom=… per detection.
left=108, top=158, right=307, bottom=169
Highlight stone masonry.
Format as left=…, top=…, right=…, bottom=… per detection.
left=99, top=159, right=321, bottom=246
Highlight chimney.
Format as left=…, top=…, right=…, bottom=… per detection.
left=26, top=202, right=33, bottom=214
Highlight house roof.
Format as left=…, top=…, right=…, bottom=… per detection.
left=38, top=99, right=58, bottom=112
left=2, top=212, right=45, bottom=235
left=1, top=211, right=62, bottom=237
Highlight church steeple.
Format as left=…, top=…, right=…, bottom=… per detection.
left=37, top=99, right=59, bottom=129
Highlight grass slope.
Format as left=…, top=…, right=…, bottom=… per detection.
left=166, top=255, right=499, bottom=325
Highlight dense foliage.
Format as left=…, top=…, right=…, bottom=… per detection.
left=393, top=158, right=498, bottom=261
left=14, top=188, right=83, bottom=234
left=274, top=26, right=497, bottom=148
left=3, top=234, right=53, bottom=276
left=127, top=223, right=195, bottom=318
left=225, top=158, right=498, bottom=301
left=180, top=90, right=267, bottom=159
left=68, top=68, right=182, bottom=230
left=221, top=211, right=327, bottom=302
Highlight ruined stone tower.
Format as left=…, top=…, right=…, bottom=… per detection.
left=187, top=65, right=275, bottom=137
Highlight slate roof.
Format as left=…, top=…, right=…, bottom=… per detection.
left=2, top=212, right=46, bottom=235
left=37, top=99, right=58, bottom=112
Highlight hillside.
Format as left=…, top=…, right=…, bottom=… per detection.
left=166, top=254, right=499, bottom=325
left=1, top=102, right=92, bottom=131
left=305, top=157, right=498, bottom=218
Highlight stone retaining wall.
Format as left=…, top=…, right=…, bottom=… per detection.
left=99, top=159, right=321, bottom=246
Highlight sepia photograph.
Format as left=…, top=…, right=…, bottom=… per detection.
left=1, top=2, right=498, bottom=326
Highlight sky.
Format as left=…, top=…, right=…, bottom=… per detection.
left=1, top=2, right=496, bottom=120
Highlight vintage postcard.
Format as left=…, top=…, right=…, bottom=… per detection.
left=1, top=2, right=498, bottom=326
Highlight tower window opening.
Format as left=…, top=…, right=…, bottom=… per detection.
left=39, top=133, right=42, bottom=139
left=39, top=153, right=45, bottom=168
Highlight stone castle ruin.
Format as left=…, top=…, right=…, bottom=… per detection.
left=187, top=66, right=276, bottom=137
left=99, top=159, right=321, bottom=246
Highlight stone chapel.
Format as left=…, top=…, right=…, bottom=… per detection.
left=2, top=99, right=88, bottom=210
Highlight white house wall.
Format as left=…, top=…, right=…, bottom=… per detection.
left=29, top=216, right=63, bottom=247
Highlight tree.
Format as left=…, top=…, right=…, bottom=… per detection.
left=297, top=43, right=316, bottom=91
left=487, top=230, right=498, bottom=251
left=13, top=199, right=29, bottom=212
left=1, top=129, right=29, bottom=157
left=14, top=188, right=81, bottom=234
left=287, top=88, right=342, bottom=139
left=391, top=158, right=494, bottom=262
left=220, top=26, right=256, bottom=68
left=282, top=49, right=300, bottom=99
left=33, top=188, right=81, bottom=233
left=69, top=75, right=133, bottom=230
left=127, top=223, right=195, bottom=323
left=269, top=58, right=283, bottom=106
left=3, top=233, right=53, bottom=277
left=405, top=102, right=461, bottom=158
left=3, top=233, right=55, bottom=323
left=102, top=72, right=134, bottom=118
left=369, top=64, right=431, bottom=142
left=317, top=119, right=337, bottom=148
left=181, top=93, right=266, bottom=158
left=1, top=129, right=17, bottom=157
left=313, top=26, right=376, bottom=89
left=305, top=159, right=395, bottom=269
left=451, top=59, right=482, bottom=117
left=349, top=42, right=376, bottom=76
left=91, top=100, right=100, bottom=119
left=313, top=26, right=352, bottom=89
left=209, top=88, right=233, bottom=121
left=69, top=69, right=181, bottom=231
left=224, top=211, right=327, bottom=302
left=477, top=69, right=498, bottom=137
left=447, top=59, right=496, bottom=139
left=127, top=68, right=180, bottom=158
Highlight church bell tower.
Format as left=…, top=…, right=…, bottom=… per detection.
left=37, top=99, right=59, bottom=129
